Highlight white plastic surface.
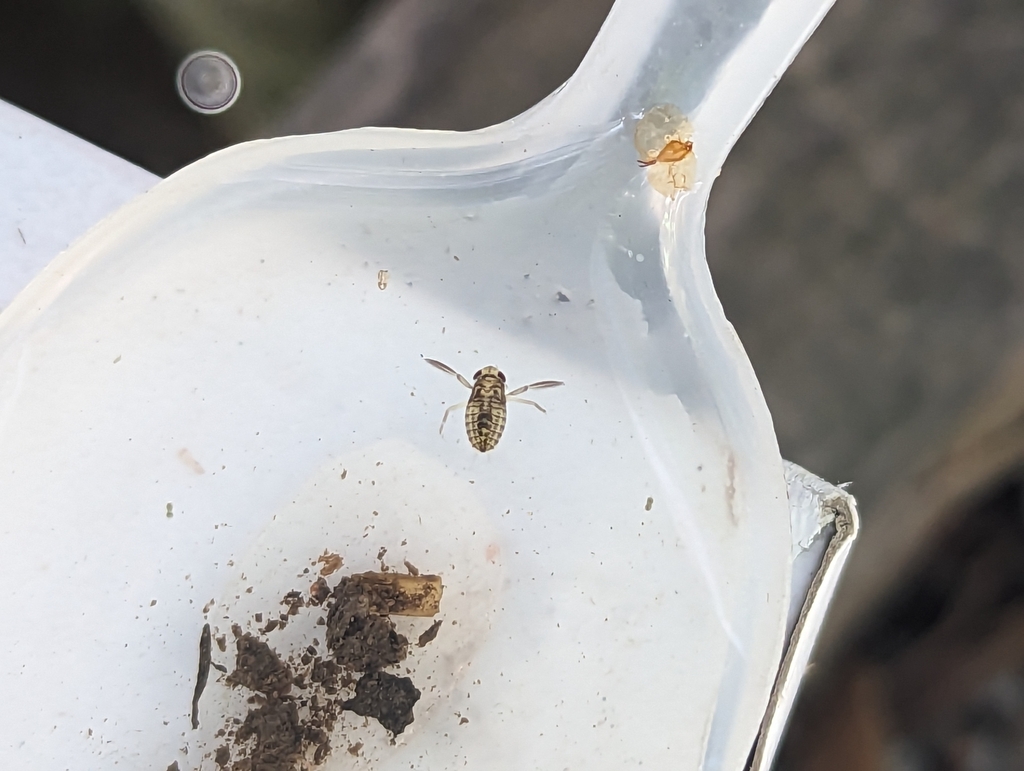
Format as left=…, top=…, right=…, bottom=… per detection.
left=0, top=0, right=834, bottom=769
left=0, top=100, right=156, bottom=311
left=754, top=462, right=860, bottom=771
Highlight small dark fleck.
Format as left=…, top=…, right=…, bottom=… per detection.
left=214, top=746, right=230, bottom=767
left=417, top=619, right=443, bottom=648
left=309, top=577, right=331, bottom=605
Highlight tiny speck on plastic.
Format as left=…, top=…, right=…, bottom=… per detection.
left=0, top=0, right=837, bottom=769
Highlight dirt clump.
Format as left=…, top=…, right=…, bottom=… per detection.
left=210, top=566, right=441, bottom=770
left=226, top=633, right=293, bottom=697
left=344, top=671, right=421, bottom=735
left=234, top=698, right=303, bottom=770
left=325, top=575, right=409, bottom=671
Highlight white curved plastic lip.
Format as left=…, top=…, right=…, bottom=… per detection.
left=0, top=0, right=834, bottom=770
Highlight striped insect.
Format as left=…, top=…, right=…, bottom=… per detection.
left=424, top=359, right=564, bottom=452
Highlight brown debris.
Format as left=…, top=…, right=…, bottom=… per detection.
left=209, top=563, right=442, bottom=769
left=417, top=619, right=443, bottom=648
left=191, top=623, right=213, bottom=730
left=226, top=634, right=293, bottom=697
left=235, top=699, right=303, bottom=770
left=308, top=577, right=330, bottom=606
left=343, top=671, right=421, bottom=735
left=213, top=745, right=230, bottom=767
left=325, top=575, right=409, bottom=672
left=317, top=552, right=343, bottom=577
left=348, top=571, right=443, bottom=617
left=281, top=590, right=305, bottom=616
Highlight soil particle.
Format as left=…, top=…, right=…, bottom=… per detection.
left=308, top=577, right=330, bottom=606
left=226, top=634, right=293, bottom=697
left=281, top=591, right=304, bottom=616
left=317, top=552, right=343, bottom=576
left=417, top=619, right=443, bottom=648
left=313, top=741, right=331, bottom=764
left=347, top=742, right=363, bottom=756
left=343, top=671, right=421, bottom=735
left=325, top=575, right=409, bottom=671
left=213, top=745, right=230, bottom=767
left=344, top=571, right=443, bottom=617
left=166, top=763, right=180, bottom=771
left=235, top=698, right=303, bottom=770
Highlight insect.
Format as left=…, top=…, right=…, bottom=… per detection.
left=424, top=359, right=563, bottom=452
left=634, top=104, right=696, bottom=196
left=637, top=139, right=693, bottom=167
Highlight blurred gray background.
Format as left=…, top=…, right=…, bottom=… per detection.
left=3, top=0, right=1023, bottom=768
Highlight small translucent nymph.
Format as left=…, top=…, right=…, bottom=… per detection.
left=634, top=104, right=697, bottom=197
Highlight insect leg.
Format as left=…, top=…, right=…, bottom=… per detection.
left=506, top=380, right=564, bottom=396
left=439, top=401, right=467, bottom=436
left=425, top=358, right=472, bottom=389
left=508, top=397, right=546, bottom=413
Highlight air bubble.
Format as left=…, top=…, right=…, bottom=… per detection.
left=177, top=51, right=241, bottom=115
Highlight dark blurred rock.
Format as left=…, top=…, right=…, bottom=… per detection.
left=706, top=0, right=1024, bottom=655
left=0, top=0, right=227, bottom=174
left=271, top=0, right=616, bottom=135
